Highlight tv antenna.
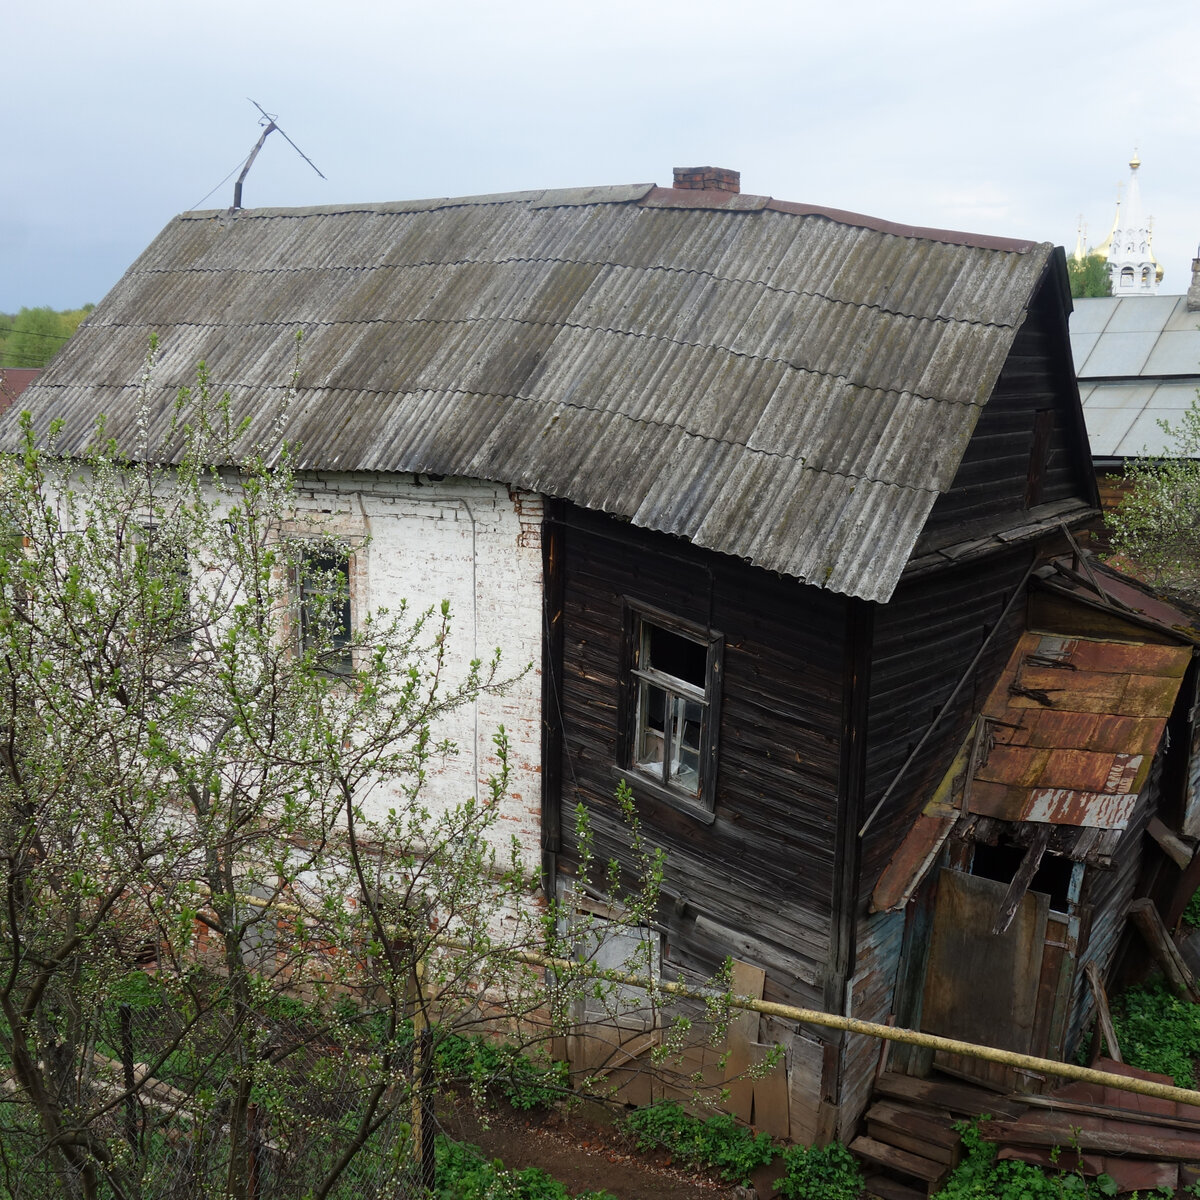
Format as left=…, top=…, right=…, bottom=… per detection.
left=232, top=99, right=326, bottom=210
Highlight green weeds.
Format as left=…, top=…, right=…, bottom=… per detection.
left=773, top=1140, right=864, bottom=1199
left=622, top=1101, right=776, bottom=1185
left=932, top=1120, right=1120, bottom=1199
left=434, top=1032, right=569, bottom=1110
left=1106, top=981, right=1200, bottom=1087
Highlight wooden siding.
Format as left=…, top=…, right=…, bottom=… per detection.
left=839, top=908, right=906, bottom=1137
left=860, top=549, right=1034, bottom=906
left=551, top=505, right=847, bottom=1010
left=918, top=275, right=1094, bottom=549
left=1066, top=767, right=1161, bottom=1055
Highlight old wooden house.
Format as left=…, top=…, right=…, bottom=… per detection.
left=7, top=166, right=1198, bottom=1144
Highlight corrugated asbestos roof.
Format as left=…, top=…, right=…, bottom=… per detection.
left=2, top=182, right=1054, bottom=602
left=1071, top=295, right=1200, bottom=458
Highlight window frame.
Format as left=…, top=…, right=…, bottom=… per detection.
left=293, top=545, right=355, bottom=675
left=617, top=600, right=722, bottom=823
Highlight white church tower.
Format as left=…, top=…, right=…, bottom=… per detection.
left=1100, top=153, right=1163, bottom=294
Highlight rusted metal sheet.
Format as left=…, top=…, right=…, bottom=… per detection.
left=963, top=631, right=1190, bottom=831
left=1, top=183, right=1055, bottom=603
left=874, top=624, right=1191, bottom=908
left=871, top=810, right=958, bottom=912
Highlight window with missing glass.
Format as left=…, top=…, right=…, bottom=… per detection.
left=296, top=549, right=353, bottom=674
left=622, top=606, right=721, bottom=817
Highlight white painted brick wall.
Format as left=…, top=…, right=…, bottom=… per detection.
left=290, top=472, right=544, bottom=876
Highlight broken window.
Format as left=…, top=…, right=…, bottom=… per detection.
left=624, top=608, right=721, bottom=816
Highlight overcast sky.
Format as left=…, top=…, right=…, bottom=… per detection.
left=4, top=0, right=1198, bottom=314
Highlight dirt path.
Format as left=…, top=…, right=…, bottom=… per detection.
left=438, top=1096, right=759, bottom=1200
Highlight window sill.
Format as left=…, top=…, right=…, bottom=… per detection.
left=609, top=766, right=716, bottom=826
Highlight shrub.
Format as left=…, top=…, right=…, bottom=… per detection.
left=773, top=1140, right=863, bottom=1199
left=623, top=1101, right=776, bottom=1184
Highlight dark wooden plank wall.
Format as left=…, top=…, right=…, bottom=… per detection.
left=859, top=548, right=1034, bottom=906
left=552, top=505, right=847, bottom=1010
left=918, top=278, right=1094, bottom=547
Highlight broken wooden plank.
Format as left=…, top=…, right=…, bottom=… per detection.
left=1084, top=960, right=1121, bottom=1064
left=723, top=959, right=765, bottom=1123
left=874, top=1072, right=1026, bottom=1119
left=866, top=1102, right=959, bottom=1165
left=749, top=1041, right=789, bottom=1139
left=849, top=1135, right=947, bottom=1183
left=982, top=1118, right=1200, bottom=1160
left=1018, top=1091, right=1200, bottom=1134
left=861, top=1174, right=926, bottom=1200
left=993, top=825, right=1052, bottom=935
left=1129, top=897, right=1200, bottom=1002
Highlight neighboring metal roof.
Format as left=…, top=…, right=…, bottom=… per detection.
left=0, top=368, right=40, bottom=413
left=1071, top=295, right=1200, bottom=458
left=1, top=183, right=1055, bottom=602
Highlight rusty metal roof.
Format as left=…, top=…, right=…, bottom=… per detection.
left=0, top=183, right=1055, bottom=601
left=873, top=626, right=1192, bottom=912
left=967, top=632, right=1190, bottom=827
left=0, top=368, right=40, bottom=413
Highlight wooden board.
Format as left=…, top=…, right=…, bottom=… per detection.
left=749, top=1041, right=789, bottom=1139
left=921, top=869, right=1049, bottom=1089
left=723, top=960, right=764, bottom=1122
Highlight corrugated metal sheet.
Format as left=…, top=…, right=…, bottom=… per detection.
left=1, top=184, right=1054, bottom=602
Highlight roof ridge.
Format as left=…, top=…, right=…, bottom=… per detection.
left=178, top=184, right=1047, bottom=255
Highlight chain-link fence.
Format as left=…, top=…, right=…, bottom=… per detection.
left=0, top=998, right=438, bottom=1200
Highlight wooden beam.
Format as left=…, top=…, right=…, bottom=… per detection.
left=992, top=825, right=1052, bottom=936
left=1148, top=816, right=1195, bottom=871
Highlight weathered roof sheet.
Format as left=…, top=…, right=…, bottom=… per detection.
left=1, top=183, right=1055, bottom=601
left=1071, top=295, right=1200, bottom=458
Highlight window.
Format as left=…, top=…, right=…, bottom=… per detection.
left=296, top=549, right=353, bottom=674
left=137, top=526, right=191, bottom=655
left=623, top=606, right=721, bottom=817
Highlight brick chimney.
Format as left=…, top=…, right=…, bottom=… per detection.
left=1188, top=245, right=1200, bottom=312
left=672, top=166, right=740, bottom=194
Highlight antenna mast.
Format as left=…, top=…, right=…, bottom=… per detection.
left=232, top=100, right=326, bottom=211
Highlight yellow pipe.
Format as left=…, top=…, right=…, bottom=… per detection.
left=216, top=892, right=1200, bottom=1110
